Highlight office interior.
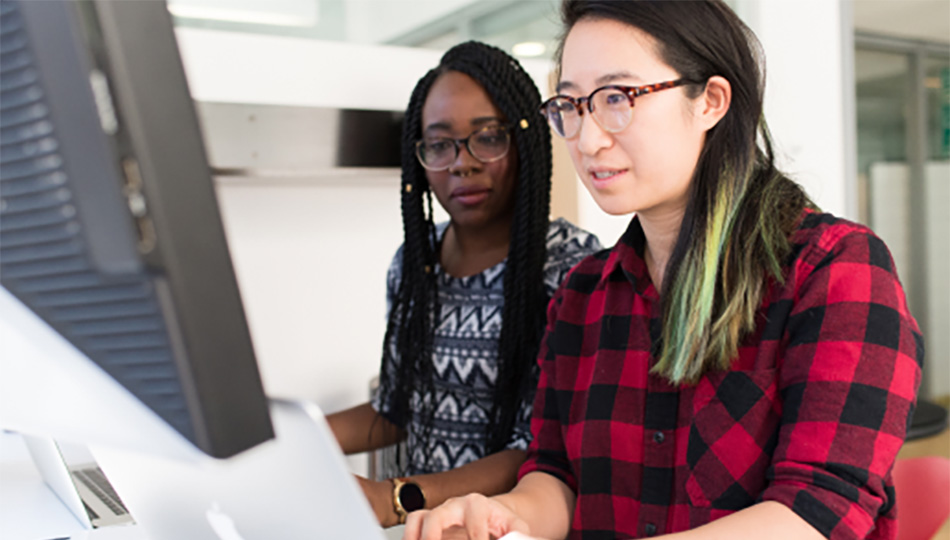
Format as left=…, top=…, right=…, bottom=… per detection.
left=1, top=0, right=948, bottom=538
left=167, top=0, right=950, bottom=468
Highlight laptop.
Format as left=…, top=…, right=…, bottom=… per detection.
left=22, top=434, right=134, bottom=529
left=87, top=398, right=390, bottom=540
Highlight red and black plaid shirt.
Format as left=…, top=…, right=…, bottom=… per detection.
left=519, top=211, right=923, bottom=539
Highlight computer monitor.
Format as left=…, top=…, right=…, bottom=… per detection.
left=0, top=0, right=274, bottom=459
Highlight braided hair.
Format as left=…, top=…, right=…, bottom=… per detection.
left=378, top=41, right=552, bottom=469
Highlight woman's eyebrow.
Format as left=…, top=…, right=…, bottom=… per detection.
left=556, top=71, right=642, bottom=94
left=470, top=116, right=503, bottom=127
left=423, top=121, right=451, bottom=134
left=423, top=116, right=502, bottom=134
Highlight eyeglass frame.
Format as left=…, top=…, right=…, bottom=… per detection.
left=539, top=78, right=696, bottom=139
left=414, top=119, right=526, bottom=171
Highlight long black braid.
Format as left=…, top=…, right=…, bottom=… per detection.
left=377, top=41, right=553, bottom=471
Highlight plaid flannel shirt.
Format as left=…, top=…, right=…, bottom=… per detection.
left=518, top=211, right=923, bottom=539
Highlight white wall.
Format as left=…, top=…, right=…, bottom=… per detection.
left=737, top=0, right=853, bottom=219
left=174, top=28, right=441, bottom=110
left=175, top=30, right=431, bottom=426
left=213, top=177, right=401, bottom=408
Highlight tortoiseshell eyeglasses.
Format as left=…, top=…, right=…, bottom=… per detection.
left=539, top=79, right=694, bottom=139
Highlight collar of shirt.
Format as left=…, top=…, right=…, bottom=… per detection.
left=602, top=216, right=657, bottom=299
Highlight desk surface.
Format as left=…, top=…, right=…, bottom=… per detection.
left=0, top=430, right=404, bottom=540
left=6, top=427, right=947, bottom=540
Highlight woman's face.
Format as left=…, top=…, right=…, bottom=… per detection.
left=420, top=71, right=518, bottom=231
left=558, top=17, right=708, bottom=219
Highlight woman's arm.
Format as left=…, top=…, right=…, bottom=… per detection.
left=325, top=402, right=405, bottom=455
left=362, top=449, right=531, bottom=528
left=661, top=501, right=823, bottom=540
left=760, top=228, right=921, bottom=539
left=404, top=471, right=575, bottom=540
left=327, top=403, right=532, bottom=529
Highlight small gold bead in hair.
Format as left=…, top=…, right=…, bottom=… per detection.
left=519, top=119, right=529, bottom=130
left=405, top=184, right=413, bottom=193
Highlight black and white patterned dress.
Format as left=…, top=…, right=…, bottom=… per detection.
left=372, top=217, right=601, bottom=475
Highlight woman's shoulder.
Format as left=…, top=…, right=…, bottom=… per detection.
left=545, top=217, right=603, bottom=263
left=794, top=210, right=873, bottom=238
left=788, top=209, right=898, bottom=277
left=388, top=221, right=449, bottom=267
left=542, top=218, right=605, bottom=293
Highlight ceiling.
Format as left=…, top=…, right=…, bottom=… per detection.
left=168, top=0, right=950, bottom=59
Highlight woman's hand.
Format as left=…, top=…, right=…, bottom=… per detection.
left=354, top=475, right=399, bottom=528
left=402, top=493, right=535, bottom=540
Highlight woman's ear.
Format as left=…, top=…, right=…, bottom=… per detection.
left=696, top=75, right=731, bottom=131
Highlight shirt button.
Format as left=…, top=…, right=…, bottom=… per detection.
left=645, top=523, right=657, bottom=536
left=653, top=431, right=665, bottom=443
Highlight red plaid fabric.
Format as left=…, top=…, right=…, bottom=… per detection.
left=518, top=211, right=923, bottom=539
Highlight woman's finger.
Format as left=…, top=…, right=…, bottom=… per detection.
left=416, top=501, right=468, bottom=540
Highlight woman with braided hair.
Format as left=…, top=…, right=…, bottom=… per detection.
left=327, top=41, right=600, bottom=528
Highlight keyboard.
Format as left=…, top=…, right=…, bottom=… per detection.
left=72, top=466, right=130, bottom=517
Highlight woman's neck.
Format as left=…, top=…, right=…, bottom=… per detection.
left=440, top=218, right=512, bottom=278
left=639, top=209, right=684, bottom=292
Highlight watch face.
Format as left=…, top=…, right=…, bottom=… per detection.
left=399, top=482, right=425, bottom=512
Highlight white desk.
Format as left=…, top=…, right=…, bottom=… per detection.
left=0, top=431, right=404, bottom=540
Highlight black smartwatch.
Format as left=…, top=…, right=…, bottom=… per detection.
left=391, top=477, right=426, bottom=524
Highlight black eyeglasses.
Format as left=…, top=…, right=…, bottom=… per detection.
left=415, top=121, right=524, bottom=171
left=539, top=79, right=693, bottom=139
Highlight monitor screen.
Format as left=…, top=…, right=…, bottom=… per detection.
left=0, top=0, right=274, bottom=459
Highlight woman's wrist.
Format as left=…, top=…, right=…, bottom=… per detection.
left=356, top=476, right=400, bottom=528
left=490, top=492, right=530, bottom=533
left=495, top=472, right=574, bottom=538
left=376, top=479, right=401, bottom=528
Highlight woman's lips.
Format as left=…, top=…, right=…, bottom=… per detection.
left=589, top=169, right=626, bottom=189
left=451, top=186, right=491, bottom=205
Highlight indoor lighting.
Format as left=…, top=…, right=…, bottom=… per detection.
left=166, top=3, right=317, bottom=28
left=512, top=41, right=546, bottom=57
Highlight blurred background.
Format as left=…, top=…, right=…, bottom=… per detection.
left=159, top=0, right=948, bottom=470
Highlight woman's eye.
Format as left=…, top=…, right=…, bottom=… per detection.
left=554, top=99, right=575, bottom=113
left=426, top=140, right=452, bottom=153
left=475, top=132, right=505, bottom=145
left=604, top=93, right=627, bottom=106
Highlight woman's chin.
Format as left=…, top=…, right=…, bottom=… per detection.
left=591, top=196, right=639, bottom=217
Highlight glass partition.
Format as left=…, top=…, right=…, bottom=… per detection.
left=856, top=38, right=949, bottom=399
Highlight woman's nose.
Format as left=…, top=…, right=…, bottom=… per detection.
left=575, top=112, right=612, bottom=157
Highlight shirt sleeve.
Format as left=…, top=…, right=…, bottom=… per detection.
left=370, top=245, right=406, bottom=428
left=508, top=220, right=601, bottom=454
left=760, top=227, right=923, bottom=539
left=504, top=362, right=540, bottom=451
left=517, top=283, right=579, bottom=492
left=543, top=219, right=603, bottom=297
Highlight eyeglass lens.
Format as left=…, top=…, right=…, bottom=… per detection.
left=544, top=87, right=632, bottom=138
left=542, top=79, right=691, bottom=139
left=416, top=126, right=510, bottom=170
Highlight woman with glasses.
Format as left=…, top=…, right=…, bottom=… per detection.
left=405, top=1, right=923, bottom=539
left=326, top=41, right=600, bottom=528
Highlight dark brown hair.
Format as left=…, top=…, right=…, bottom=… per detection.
left=557, top=0, right=814, bottom=383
